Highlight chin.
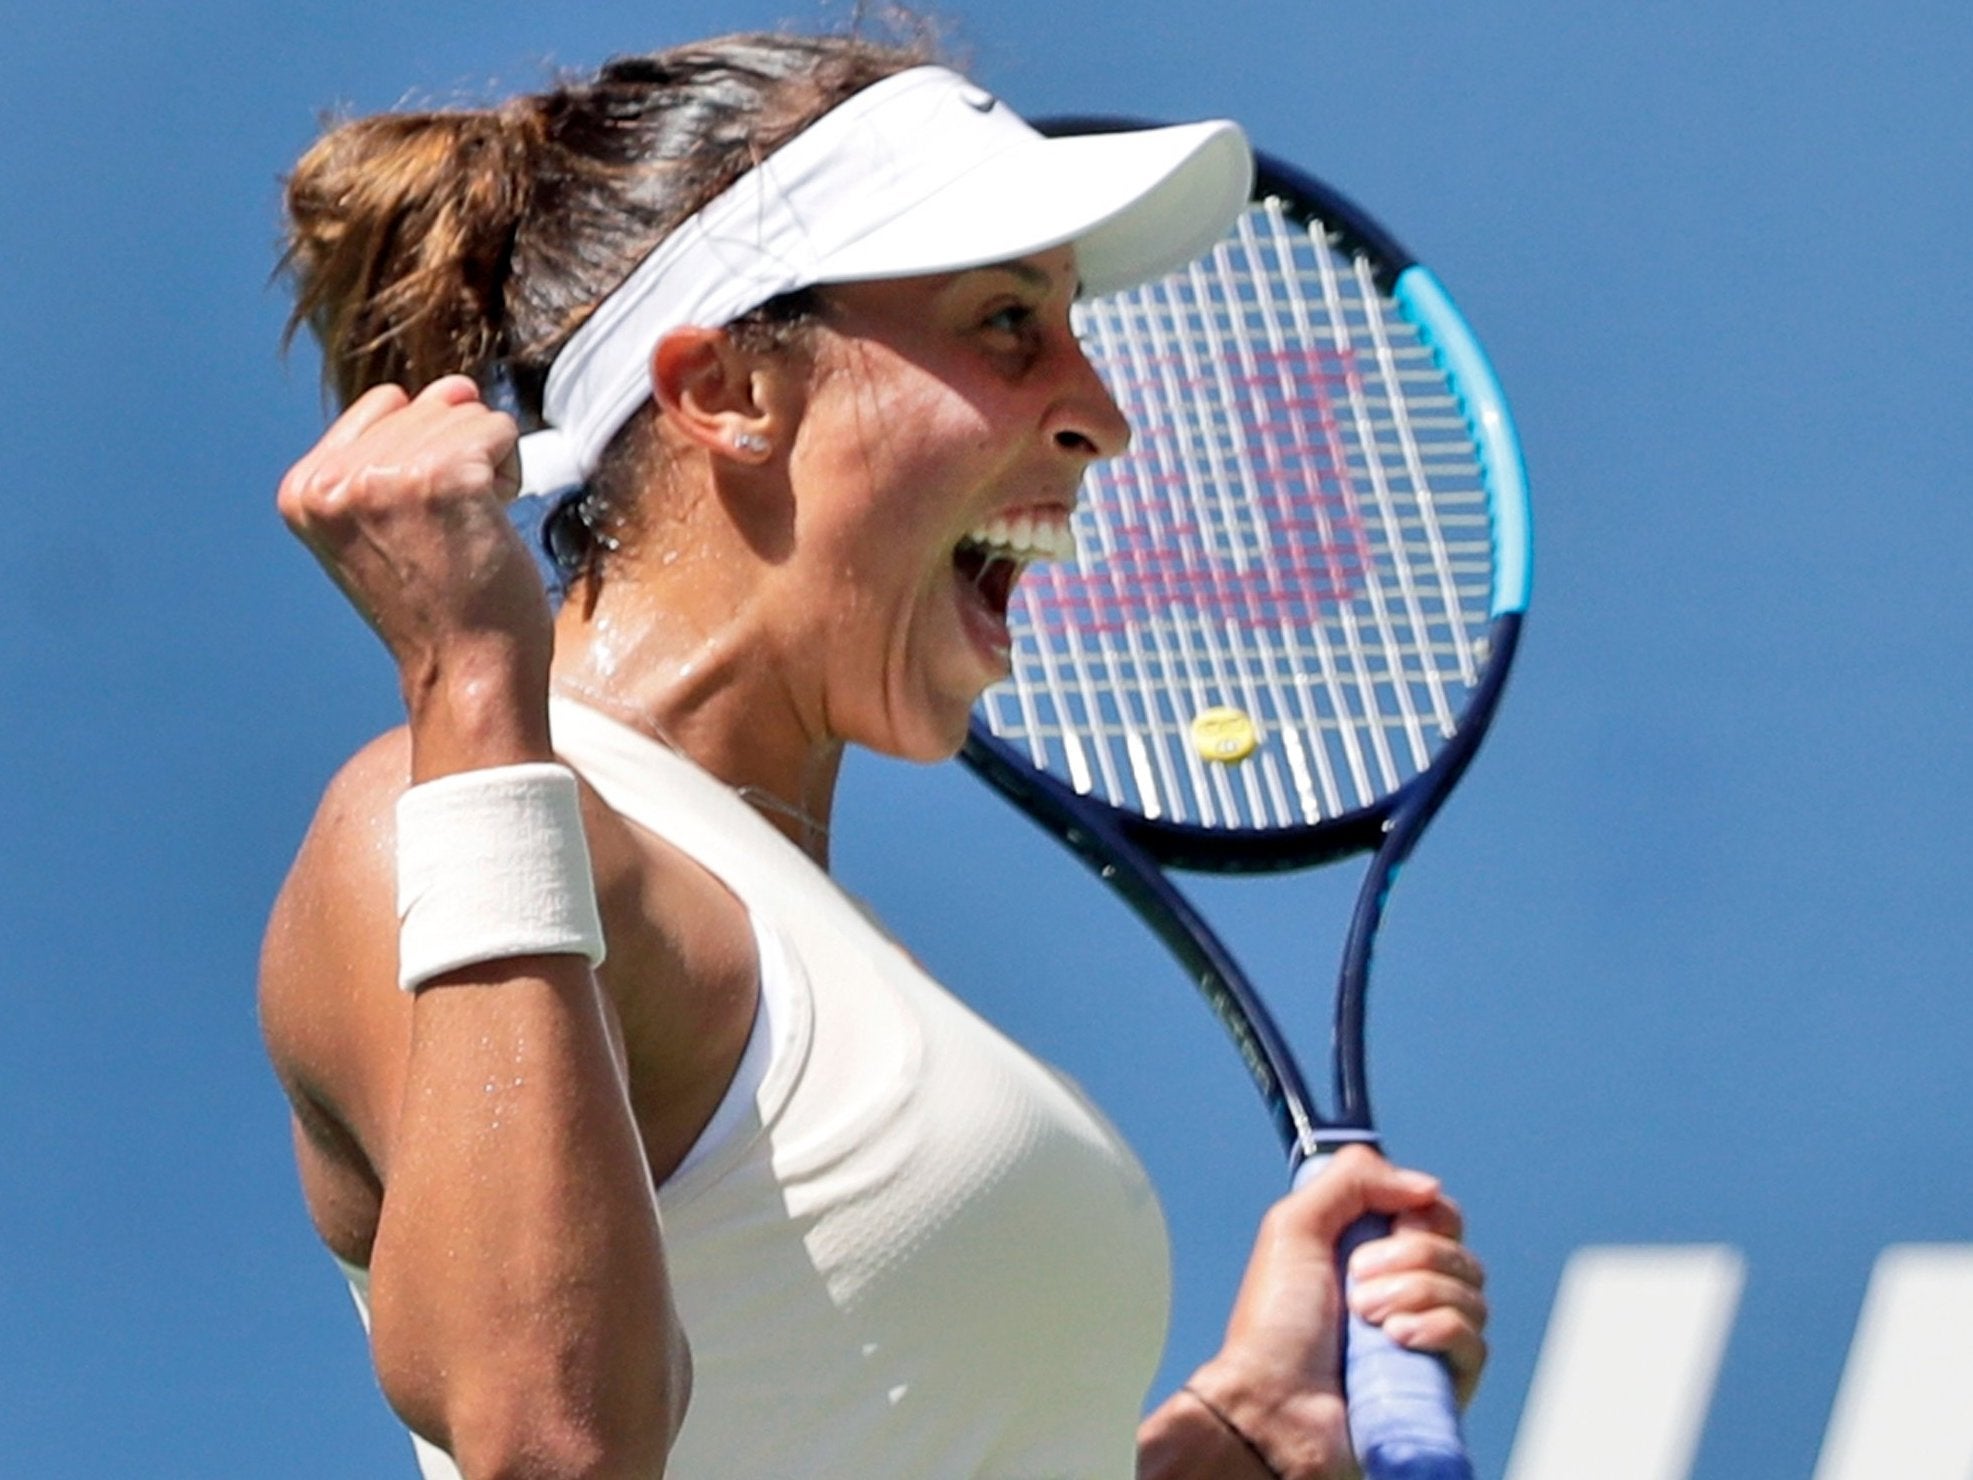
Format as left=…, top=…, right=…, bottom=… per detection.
left=850, top=651, right=994, bottom=765
left=892, top=718, right=974, bottom=766
left=869, top=693, right=979, bottom=767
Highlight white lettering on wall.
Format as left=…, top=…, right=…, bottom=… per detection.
left=1505, top=1246, right=1745, bottom=1480
left=1812, top=1245, right=1973, bottom=1480
left=1502, top=1245, right=1973, bottom=1478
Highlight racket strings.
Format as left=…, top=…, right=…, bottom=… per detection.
left=976, top=200, right=1496, bottom=830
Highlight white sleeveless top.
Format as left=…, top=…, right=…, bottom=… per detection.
left=343, top=699, right=1171, bottom=1478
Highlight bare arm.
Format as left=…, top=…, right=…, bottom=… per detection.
left=263, top=378, right=688, bottom=1479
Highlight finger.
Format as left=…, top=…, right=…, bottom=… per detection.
left=1390, top=1194, right=1465, bottom=1242
left=1349, top=1228, right=1485, bottom=1292
left=1349, top=1269, right=1488, bottom=1332
left=416, top=373, right=485, bottom=407
left=394, top=405, right=521, bottom=506
left=316, top=376, right=486, bottom=475
left=314, top=383, right=415, bottom=454
left=1373, top=1306, right=1489, bottom=1408
left=1280, top=1146, right=1443, bottom=1243
left=1355, top=1160, right=1458, bottom=1221
left=342, top=402, right=520, bottom=514
left=466, top=407, right=523, bottom=502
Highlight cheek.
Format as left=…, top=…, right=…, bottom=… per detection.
left=797, top=348, right=998, bottom=521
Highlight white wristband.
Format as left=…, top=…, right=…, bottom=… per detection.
left=395, top=762, right=607, bottom=992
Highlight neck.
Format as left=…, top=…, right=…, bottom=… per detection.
left=551, top=578, right=842, bottom=865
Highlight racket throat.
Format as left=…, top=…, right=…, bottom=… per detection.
left=1302, top=1126, right=1383, bottom=1163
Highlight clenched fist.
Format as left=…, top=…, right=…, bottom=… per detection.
left=278, top=375, right=555, bottom=776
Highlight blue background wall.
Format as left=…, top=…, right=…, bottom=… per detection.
left=2, top=3, right=1966, bottom=1474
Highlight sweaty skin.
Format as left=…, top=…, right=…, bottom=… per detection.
left=265, top=252, right=1486, bottom=1478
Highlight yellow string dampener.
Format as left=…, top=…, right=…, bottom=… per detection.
left=1191, top=706, right=1259, bottom=764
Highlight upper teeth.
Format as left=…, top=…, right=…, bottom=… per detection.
left=961, top=511, right=1077, bottom=564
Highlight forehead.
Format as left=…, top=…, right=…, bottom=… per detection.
left=827, top=245, right=1083, bottom=314
left=966, top=244, right=1082, bottom=293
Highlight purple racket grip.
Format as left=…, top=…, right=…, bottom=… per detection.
left=1293, top=1154, right=1473, bottom=1479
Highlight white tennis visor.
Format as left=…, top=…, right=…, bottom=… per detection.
left=517, top=65, right=1254, bottom=496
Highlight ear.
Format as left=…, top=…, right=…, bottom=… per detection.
left=649, top=326, right=786, bottom=465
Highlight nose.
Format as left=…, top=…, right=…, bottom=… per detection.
left=1046, top=335, right=1132, bottom=464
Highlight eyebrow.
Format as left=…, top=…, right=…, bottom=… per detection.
left=979, top=260, right=1083, bottom=297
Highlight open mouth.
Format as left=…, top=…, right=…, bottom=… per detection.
left=951, top=510, right=1077, bottom=625
left=953, top=542, right=1022, bottom=617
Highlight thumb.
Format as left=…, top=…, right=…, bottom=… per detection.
left=1289, top=1146, right=1442, bottom=1244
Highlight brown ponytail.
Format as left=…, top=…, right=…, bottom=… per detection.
left=282, top=102, right=540, bottom=406
left=280, top=25, right=941, bottom=576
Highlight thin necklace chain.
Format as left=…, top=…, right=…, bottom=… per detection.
left=548, top=676, right=832, bottom=852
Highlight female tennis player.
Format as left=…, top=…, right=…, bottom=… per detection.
left=261, top=29, right=1486, bottom=1480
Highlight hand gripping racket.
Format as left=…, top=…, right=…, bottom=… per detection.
left=962, top=120, right=1531, bottom=1479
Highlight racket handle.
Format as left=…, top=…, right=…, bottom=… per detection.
left=1292, top=1155, right=1474, bottom=1480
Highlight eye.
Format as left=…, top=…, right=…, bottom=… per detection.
left=981, top=301, right=1039, bottom=338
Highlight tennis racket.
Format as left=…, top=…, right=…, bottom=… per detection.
left=962, top=119, right=1531, bottom=1479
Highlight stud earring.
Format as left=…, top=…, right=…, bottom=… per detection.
left=732, top=432, right=770, bottom=455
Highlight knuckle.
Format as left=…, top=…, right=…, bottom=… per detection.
left=1255, top=1198, right=1288, bottom=1239
left=274, top=470, right=308, bottom=521
left=283, top=463, right=349, bottom=520
left=348, top=384, right=412, bottom=427
left=1256, top=1196, right=1304, bottom=1249
left=322, top=465, right=379, bottom=517
left=454, top=456, right=498, bottom=498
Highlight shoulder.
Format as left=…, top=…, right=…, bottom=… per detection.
left=258, top=729, right=416, bottom=1170
left=257, top=727, right=644, bottom=1133
left=257, top=725, right=666, bottom=1041
left=260, top=727, right=414, bottom=1011
left=259, top=726, right=761, bottom=1184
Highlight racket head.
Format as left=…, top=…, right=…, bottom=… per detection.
left=965, top=119, right=1531, bottom=875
